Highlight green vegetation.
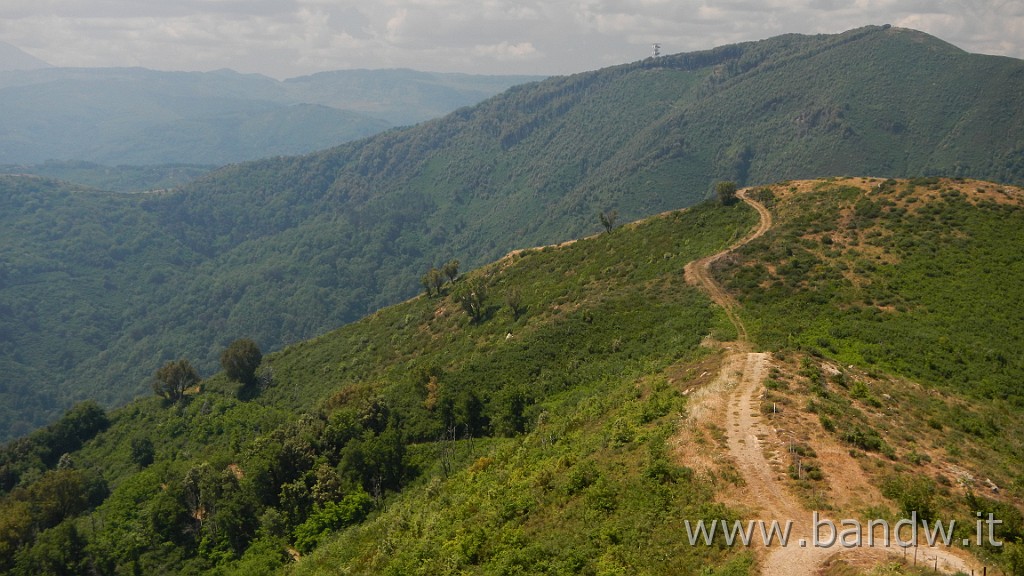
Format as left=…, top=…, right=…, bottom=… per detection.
left=4, top=25, right=1024, bottom=444
left=599, top=209, right=619, bottom=233
left=4, top=176, right=1024, bottom=573
left=717, top=181, right=739, bottom=206
left=153, top=359, right=201, bottom=404
left=0, top=161, right=215, bottom=192
left=221, top=339, right=263, bottom=388
left=721, top=178, right=1024, bottom=404
left=716, top=178, right=1024, bottom=573
left=0, top=200, right=755, bottom=574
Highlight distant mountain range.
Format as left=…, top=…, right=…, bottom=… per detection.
left=0, top=61, right=542, bottom=165
left=1, top=25, right=1023, bottom=442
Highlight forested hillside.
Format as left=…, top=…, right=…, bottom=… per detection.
left=0, top=161, right=216, bottom=193
left=1, top=178, right=1022, bottom=575
left=3, top=25, right=1024, bottom=440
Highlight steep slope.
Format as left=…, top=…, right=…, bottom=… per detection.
left=4, top=25, right=1024, bottom=441
left=700, top=178, right=1024, bottom=575
left=0, top=161, right=216, bottom=193
left=718, top=177, right=1024, bottom=405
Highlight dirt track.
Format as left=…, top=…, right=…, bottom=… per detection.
left=683, top=189, right=770, bottom=341
left=683, top=189, right=976, bottom=575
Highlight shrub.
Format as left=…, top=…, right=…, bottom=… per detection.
left=881, top=475, right=936, bottom=520
left=292, top=490, right=373, bottom=553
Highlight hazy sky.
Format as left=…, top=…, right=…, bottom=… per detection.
left=2, top=1, right=1022, bottom=78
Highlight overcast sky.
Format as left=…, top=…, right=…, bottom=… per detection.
left=2, top=1, right=1022, bottom=79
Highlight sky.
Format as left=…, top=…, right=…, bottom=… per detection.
left=2, top=0, right=1023, bottom=79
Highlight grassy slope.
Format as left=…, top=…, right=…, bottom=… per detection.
left=289, top=178, right=1024, bottom=575
left=0, top=201, right=755, bottom=575
left=720, top=177, right=1024, bottom=405
left=713, top=177, right=1024, bottom=569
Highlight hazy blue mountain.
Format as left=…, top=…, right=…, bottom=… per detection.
left=0, top=41, right=51, bottom=71
left=282, top=68, right=553, bottom=125
left=0, top=66, right=543, bottom=165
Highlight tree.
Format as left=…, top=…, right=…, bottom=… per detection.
left=458, top=390, right=488, bottom=437
left=454, top=278, right=488, bottom=322
left=505, top=288, right=526, bottom=320
left=493, top=387, right=528, bottom=437
left=130, top=437, right=155, bottom=468
left=441, top=259, right=460, bottom=283
left=13, top=520, right=90, bottom=576
left=420, top=267, right=445, bottom=297
left=881, top=474, right=936, bottom=521
left=38, top=401, right=108, bottom=466
left=220, top=338, right=263, bottom=387
left=292, top=491, right=373, bottom=554
left=599, top=209, right=618, bottom=233
left=152, top=359, right=200, bottom=403
left=716, top=181, right=739, bottom=205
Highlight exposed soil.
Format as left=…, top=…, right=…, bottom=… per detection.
left=678, top=188, right=978, bottom=575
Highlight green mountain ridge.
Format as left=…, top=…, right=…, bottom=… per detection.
left=1, top=177, right=1022, bottom=575
left=2, top=24, right=1024, bottom=442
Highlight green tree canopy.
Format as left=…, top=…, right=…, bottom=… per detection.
left=599, top=209, right=619, bottom=233
left=220, top=338, right=263, bottom=386
left=421, top=268, right=445, bottom=297
left=716, top=181, right=739, bottom=205
left=454, top=278, right=488, bottom=322
left=441, top=259, right=460, bottom=283
left=152, top=359, right=200, bottom=403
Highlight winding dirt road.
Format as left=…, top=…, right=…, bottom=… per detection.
left=684, top=189, right=975, bottom=576
left=684, top=189, right=770, bottom=341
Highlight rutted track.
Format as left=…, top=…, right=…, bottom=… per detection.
left=683, top=188, right=975, bottom=575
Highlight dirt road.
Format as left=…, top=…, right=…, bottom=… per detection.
left=684, top=189, right=770, bottom=341
left=684, top=189, right=976, bottom=575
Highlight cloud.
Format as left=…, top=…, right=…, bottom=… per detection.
left=0, top=0, right=1021, bottom=77
left=472, top=41, right=539, bottom=61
